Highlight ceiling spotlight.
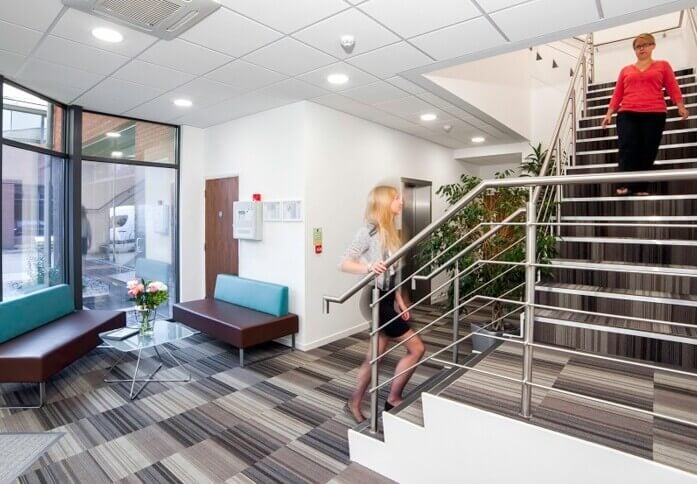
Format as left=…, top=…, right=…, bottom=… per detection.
left=174, top=98, right=193, bottom=107
left=471, top=136, right=485, bottom=143
left=111, top=151, right=123, bottom=158
left=442, top=124, right=452, bottom=133
left=420, top=113, right=437, bottom=122
left=535, top=51, right=542, bottom=61
left=327, top=73, right=349, bottom=85
left=569, top=68, right=574, bottom=77
left=552, top=59, right=558, bottom=68
left=106, top=132, right=121, bottom=138
left=92, top=27, right=123, bottom=43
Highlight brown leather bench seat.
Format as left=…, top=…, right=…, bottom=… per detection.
left=0, top=310, right=124, bottom=384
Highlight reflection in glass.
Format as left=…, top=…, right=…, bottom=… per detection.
left=2, top=145, right=65, bottom=299
left=81, top=161, right=177, bottom=316
left=82, top=112, right=177, bottom=164
left=2, top=83, right=64, bottom=152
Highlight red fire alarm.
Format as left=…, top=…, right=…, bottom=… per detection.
left=252, top=193, right=261, bottom=201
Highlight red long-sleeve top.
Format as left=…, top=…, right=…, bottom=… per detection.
left=608, top=60, right=684, bottom=113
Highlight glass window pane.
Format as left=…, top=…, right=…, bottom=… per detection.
left=82, top=112, right=177, bottom=164
left=2, top=145, right=66, bottom=300
left=2, top=83, right=64, bottom=152
left=82, top=161, right=177, bottom=317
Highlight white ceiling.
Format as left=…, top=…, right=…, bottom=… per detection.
left=0, top=0, right=694, bottom=149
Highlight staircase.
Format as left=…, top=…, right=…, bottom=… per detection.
left=336, top=59, right=697, bottom=482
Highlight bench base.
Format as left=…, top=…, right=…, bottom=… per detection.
left=0, top=382, right=45, bottom=410
left=239, top=333, right=295, bottom=367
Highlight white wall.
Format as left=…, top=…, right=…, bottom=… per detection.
left=426, top=50, right=533, bottom=140
left=303, top=102, right=461, bottom=350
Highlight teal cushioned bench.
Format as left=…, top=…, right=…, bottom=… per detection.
left=214, top=275, right=288, bottom=317
left=173, top=274, right=298, bottom=367
left=0, top=285, right=74, bottom=344
left=135, top=258, right=170, bottom=285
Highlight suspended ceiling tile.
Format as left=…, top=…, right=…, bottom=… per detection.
left=167, top=78, right=241, bottom=109
left=18, top=58, right=103, bottom=91
left=311, top=93, right=366, bottom=111
left=346, top=42, right=433, bottom=79
left=411, top=17, right=505, bottom=61
left=358, top=0, right=480, bottom=38
left=416, top=92, right=459, bottom=111
left=0, top=0, right=63, bottom=31
left=0, top=20, right=44, bottom=56
left=14, top=78, right=84, bottom=104
left=33, top=35, right=129, bottom=75
left=75, top=78, right=164, bottom=114
left=243, top=37, right=335, bottom=76
left=220, top=0, right=348, bottom=34
left=490, top=0, right=599, bottom=42
left=124, top=97, right=185, bottom=124
left=600, top=0, right=679, bottom=18
left=138, top=39, right=233, bottom=76
left=341, top=81, right=409, bottom=104
left=50, top=8, right=157, bottom=57
left=385, top=76, right=428, bottom=94
left=112, top=60, right=196, bottom=91
left=176, top=93, right=293, bottom=127
left=205, top=59, right=287, bottom=92
left=476, top=0, right=534, bottom=13
left=179, top=8, right=281, bottom=58
left=293, top=9, right=400, bottom=59
left=375, top=95, right=436, bottom=117
left=297, top=62, right=378, bottom=91
left=256, top=78, right=330, bottom=100
left=0, top=49, right=26, bottom=78
left=431, top=134, right=465, bottom=148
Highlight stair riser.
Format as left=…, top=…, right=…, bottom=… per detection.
left=576, top=145, right=697, bottom=165
left=577, top=130, right=697, bottom=152
left=559, top=225, right=697, bottom=240
left=587, top=69, right=695, bottom=92
left=579, top=105, right=697, bottom=128
left=560, top=198, right=697, bottom=216
left=533, top=323, right=697, bottom=368
left=586, top=85, right=697, bottom=108
left=557, top=241, right=697, bottom=266
left=563, top=179, right=697, bottom=197
left=547, top=268, right=697, bottom=296
left=577, top=118, right=697, bottom=140
left=536, top=290, right=697, bottom=325
left=585, top=94, right=697, bottom=117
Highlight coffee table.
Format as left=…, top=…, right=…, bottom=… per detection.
left=100, top=320, right=198, bottom=400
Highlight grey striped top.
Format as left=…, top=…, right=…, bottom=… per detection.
left=343, top=224, right=398, bottom=290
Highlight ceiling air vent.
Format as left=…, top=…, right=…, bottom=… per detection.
left=62, top=0, right=221, bottom=40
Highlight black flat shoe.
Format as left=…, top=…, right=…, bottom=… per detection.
left=384, top=401, right=394, bottom=412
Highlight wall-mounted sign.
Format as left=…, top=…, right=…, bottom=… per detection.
left=313, top=227, right=322, bottom=254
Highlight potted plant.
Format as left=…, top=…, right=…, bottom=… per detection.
left=127, top=278, right=169, bottom=335
left=420, top=145, right=556, bottom=352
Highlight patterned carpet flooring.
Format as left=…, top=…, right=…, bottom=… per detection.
left=0, top=310, right=456, bottom=484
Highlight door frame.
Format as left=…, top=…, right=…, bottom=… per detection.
left=401, top=177, right=433, bottom=302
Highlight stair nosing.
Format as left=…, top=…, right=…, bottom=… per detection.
left=558, top=236, right=697, bottom=246
left=548, top=258, right=697, bottom=275
left=535, top=283, right=697, bottom=307
left=562, top=194, right=697, bottom=202
left=588, top=72, right=695, bottom=92
left=565, top=157, right=697, bottom=170
left=560, top=215, right=697, bottom=221
left=580, top=102, right=697, bottom=121
left=577, top=141, right=697, bottom=155
left=587, top=82, right=697, bottom=102
left=578, top=126, right=697, bottom=143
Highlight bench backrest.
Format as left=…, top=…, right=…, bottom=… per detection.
left=214, top=274, right=288, bottom=317
left=135, top=258, right=170, bottom=284
left=0, top=284, right=75, bottom=344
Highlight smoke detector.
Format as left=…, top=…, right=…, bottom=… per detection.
left=62, top=0, right=222, bottom=40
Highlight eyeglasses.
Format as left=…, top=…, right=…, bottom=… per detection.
left=634, top=43, right=654, bottom=50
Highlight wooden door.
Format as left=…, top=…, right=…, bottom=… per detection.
left=205, top=177, right=239, bottom=298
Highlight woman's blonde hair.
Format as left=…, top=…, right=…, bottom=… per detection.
left=632, top=33, right=655, bottom=49
left=365, top=185, right=401, bottom=252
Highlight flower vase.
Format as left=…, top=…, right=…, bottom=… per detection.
left=137, top=307, right=156, bottom=335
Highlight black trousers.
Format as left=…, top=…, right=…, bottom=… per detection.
left=616, top=111, right=666, bottom=193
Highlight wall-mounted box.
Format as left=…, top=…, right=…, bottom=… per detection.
left=233, top=201, right=262, bottom=240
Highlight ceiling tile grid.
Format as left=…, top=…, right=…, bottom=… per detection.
left=0, top=20, right=44, bottom=56
left=137, top=39, right=233, bottom=76
left=243, top=37, right=336, bottom=77
left=410, top=17, right=507, bottom=61
left=33, top=35, right=130, bottom=76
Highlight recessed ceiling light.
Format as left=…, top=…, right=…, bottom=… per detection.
left=111, top=151, right=123, bottom=158
left=327, top=73, right=349, bottom=85
left=92, top=27, right=123, bottom=43
left=173, top=98, right=193, bottom=107
left=471, top=136, right=486, bottom=143
left=106, top=132, right=121, bottom=138
left=420, top=113, right=437, bottom=122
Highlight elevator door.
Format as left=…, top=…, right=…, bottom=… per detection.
left=401, top=179, right=432, bottom=303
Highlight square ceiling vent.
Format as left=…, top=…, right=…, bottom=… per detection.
left=62, top=0, right=221, bottom=40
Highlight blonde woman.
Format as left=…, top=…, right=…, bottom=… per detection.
left=340, top=185, right=426, bottom=423
left=601, top=33, right=688, bottom=195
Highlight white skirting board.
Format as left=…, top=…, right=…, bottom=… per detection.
left=349, top=393, right=697, bottom=484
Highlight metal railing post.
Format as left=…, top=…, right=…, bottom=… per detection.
left=589, top=32, right=595, bottom=83
left=521, top=187, right=537, bottom=418
left=369, top=281, right=380, bottom=433
left=556, top=137, right=563, bottom=237
left=571, top=88, right=577, bottom=168
left=582, top=55, right=588, bottom=114
left=452, top=259, right=460, bottom=364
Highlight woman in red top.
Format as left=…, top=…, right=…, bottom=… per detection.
left=601, top=33, right=689, bottom=195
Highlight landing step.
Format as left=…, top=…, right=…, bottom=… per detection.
left=548, top=258, right=697, bottom=276
left=535, top=310, right=697, bottom=345
left=535, top=283, right=697, bottom=308
left=561, top=215, right=697, bottom=222
left=566, top=158, right=697, bottom=170
left=562, top=194, right=697, bottom=202
left=559, top=236, right=697, bottom=246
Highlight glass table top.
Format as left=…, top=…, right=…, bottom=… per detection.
left=100, top=320, right=198, bottom=352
